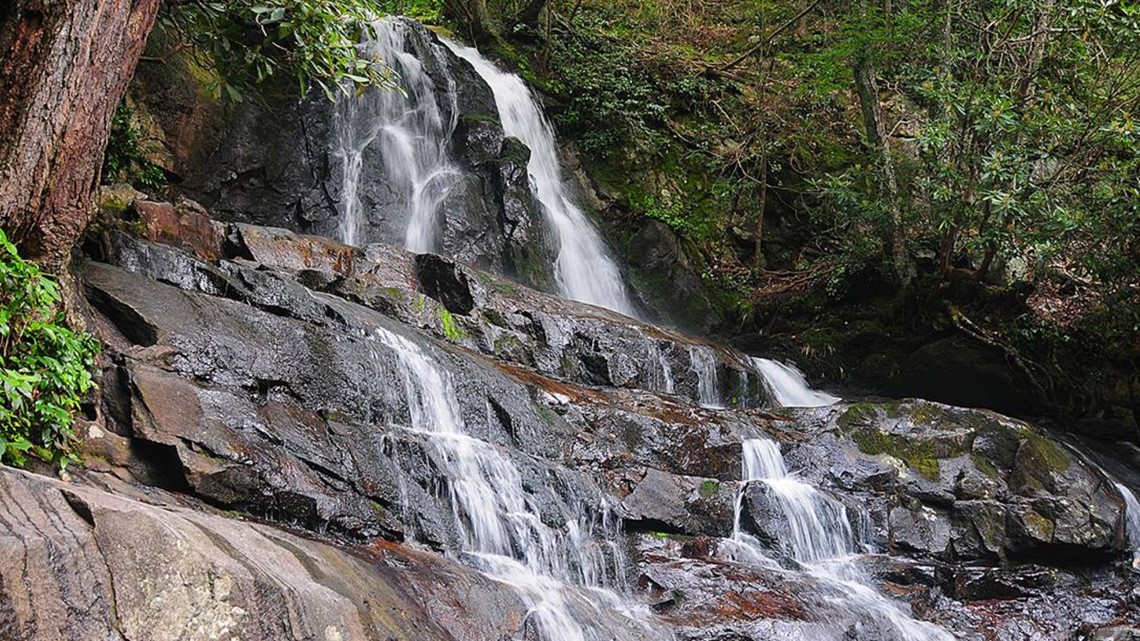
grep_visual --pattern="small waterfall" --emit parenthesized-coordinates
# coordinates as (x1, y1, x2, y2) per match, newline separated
(371, 327, 658, 640)
(688, 346, 722, 408)
(732, 439, 954, 640)
(332, 18, 462, 249)
(649, 342, 675, 394)
(741, 439, 854, 564)
(1116, 483, 1140, 570)
(446, 44, 637, 316)
(752, 357, 839, 408)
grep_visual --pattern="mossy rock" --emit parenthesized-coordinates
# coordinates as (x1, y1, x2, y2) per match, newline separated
(1009, 432, 1071, 496)
(851, 427, 942, 481)
(698, 479, 720, 498)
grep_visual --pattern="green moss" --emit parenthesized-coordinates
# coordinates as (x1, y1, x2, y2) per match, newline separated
(536, 405, 558, 426)
(482, 308, 507, 327)
(1009, 431, 1071, 494)
(439, 307, 465, 342)
(852, 427, 942, 481)
(1022, 432, 1070, 473)
(492, 334, 526, 358)
(837, 402, 879, 430)
(970, 452, 1001, 479)
(414, 294, 427, 313)
(491, 281, 518, 295)
(514, 247, 553, 291)
(698, 479, 720, 498)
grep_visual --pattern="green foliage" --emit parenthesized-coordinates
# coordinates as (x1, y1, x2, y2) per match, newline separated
(103, 102, 167, 188)
(631, 191, 709, 240)
(160, 0, 398, 101)
(0, 230, 99, 468)
(382, 0, 443, 22)
(546, 18, 668, 160)
(805, 1, 1140, 298)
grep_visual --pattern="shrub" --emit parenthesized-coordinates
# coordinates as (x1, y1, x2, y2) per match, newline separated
(103, 102, 167, 189)
(0, 229, 99, 468)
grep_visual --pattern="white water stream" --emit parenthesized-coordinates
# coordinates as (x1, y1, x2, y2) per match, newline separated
(332, 18, 462, 250)
(752, 357, 840, 408)
(732, 439, 955, 640)
(337, 18, 960, 639)
(372, 326, 657, 641)
(1116, 483, 1140, 570)
(446, 43, 637, 316)
(688, 345, 723, 408)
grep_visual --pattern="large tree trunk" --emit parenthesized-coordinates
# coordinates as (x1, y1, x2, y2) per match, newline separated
(0, 0, 160, 273)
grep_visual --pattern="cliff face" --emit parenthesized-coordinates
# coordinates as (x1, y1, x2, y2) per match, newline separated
(2, 198, 1134, 640)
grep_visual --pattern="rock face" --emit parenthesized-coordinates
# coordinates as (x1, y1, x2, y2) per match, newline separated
(785, 401, 1126, 563)
(0, 467, 536, 641)
(4, 202, 1139, 640)
(135, 18, 553, 290)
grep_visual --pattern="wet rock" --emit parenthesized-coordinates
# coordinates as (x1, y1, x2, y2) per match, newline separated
(623, 469, 735, 537)
(415, 253, 478, 314)
(0, 467, 538, 641)
(104, 224, 772, 409)
(948, 565, 1058, 600)
(69, 213, 1140, 641)
(889, 505, 953, 558)
(813, 400, 1127, 563)
(134, 198, 227, 261)
(626, 219, 719, 333)
(1091, 626, 1140, 641)
(454, 114, 505, 165)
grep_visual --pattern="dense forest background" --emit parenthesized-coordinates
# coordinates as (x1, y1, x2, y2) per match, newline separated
(408, 0, 1140, 436)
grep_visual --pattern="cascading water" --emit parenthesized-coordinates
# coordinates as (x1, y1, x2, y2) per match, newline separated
(688, 345, 723, 408)
(370, 326, 660, 641)
(649, 342, 676, 395)
(1116, 484, 1140, 570)
(752, 357, 840, 408)
(731, 438, 954, 640)
(446, 44, 637, 317)
(332, 18, 462, 250)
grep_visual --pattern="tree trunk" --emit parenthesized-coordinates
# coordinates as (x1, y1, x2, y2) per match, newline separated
(515, 0, 548, 29)
(854, 56, 916, 287)
(0, 0, 162, 272)
(443, 0, 497, 46)
(752, 144, 768, 270)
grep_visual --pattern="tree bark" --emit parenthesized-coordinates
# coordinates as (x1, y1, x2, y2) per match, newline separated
(515, 0, 548, 29)
(854, 56, 916, 287)
(0, 0, 161, 273)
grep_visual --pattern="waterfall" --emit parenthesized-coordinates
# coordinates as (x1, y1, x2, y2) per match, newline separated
(332, 18, 462, 250)
(649, 342, 675, 394)
(752, 357, 840, 408)
(370, 326, 658, 641)
(731, 439, 954, 640)
(445, 44, 637, 317)
(1116, 483, 1140, 570)
(688, 345, 722, 408)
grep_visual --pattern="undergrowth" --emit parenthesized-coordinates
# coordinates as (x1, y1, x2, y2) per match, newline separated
(0, 230, 99, 468)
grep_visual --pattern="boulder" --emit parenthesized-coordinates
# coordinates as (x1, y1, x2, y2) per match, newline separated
(0, 466, 545, 641)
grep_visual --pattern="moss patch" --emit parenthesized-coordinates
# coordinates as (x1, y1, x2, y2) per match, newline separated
(1009, 432, 1071, 494)
(852, 427, 942, 481)
(837, 402, 880, 430)
(698, 479, 720, 498)
(439, 307, 465, 341)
